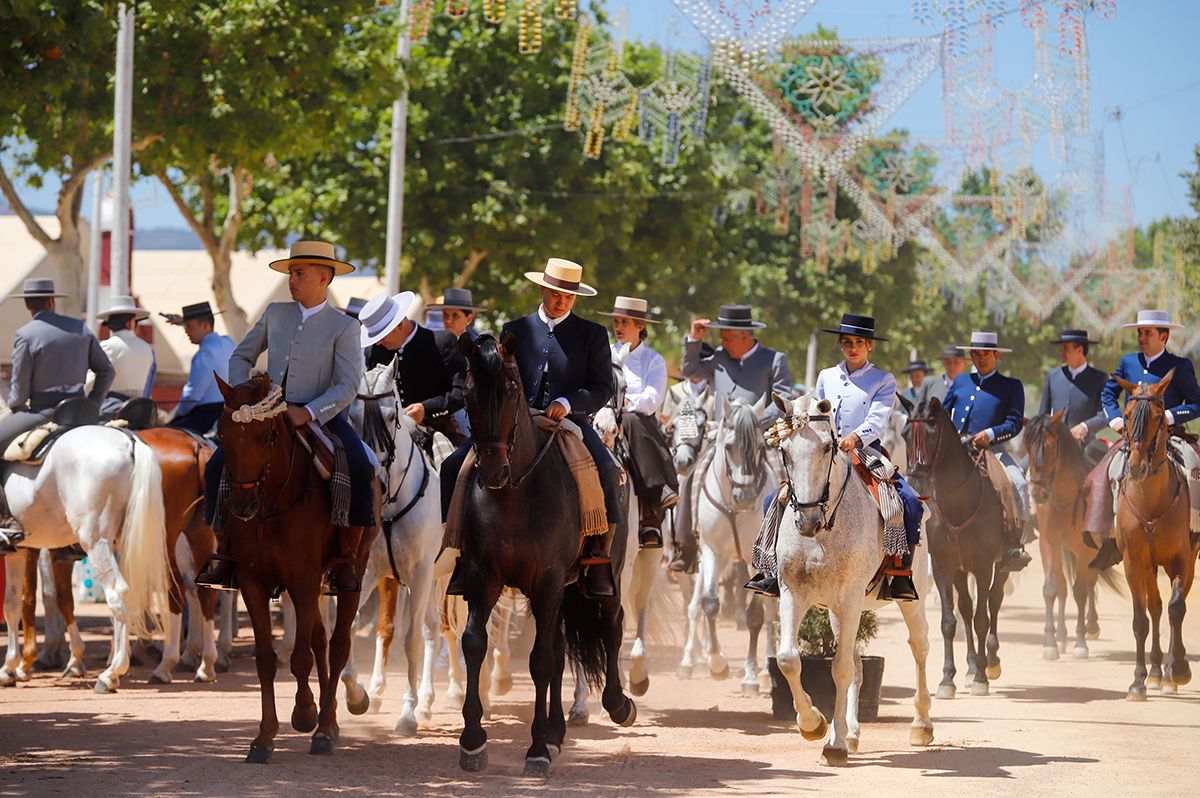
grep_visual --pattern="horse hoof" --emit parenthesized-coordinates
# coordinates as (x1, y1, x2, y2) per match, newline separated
(1127, 687, 1148, 702)
(821, 745, 849, 766)
(630, 676, 649, 697)
(309, 733, 334, 755)
(194, 669, 217, 684)
(1058, 641, 1067, 654)
(1042, 646, 1059, 661)
(936, 684, 956, 700)
(613, 699, 637, 728)
(709, 661, 730, 681)
(548, 743, 562, 762)
(292, 705, 318, 734)
(799, 711, 827, 742)
(1168, 664, 1192, 686)
(215, 657, 231, 674)
(148, 672, 170, 685)
(741, 682, 760, 697)
(459, 745, 488, 772)
(1072, 646, 1089, 660)
(493, 674, 513, 696)
(93, 678, 117, 694)
(985, 664, 1002, 680)
(969, 682, 989, 697)
(368, 697, 384, 715)
(0, 674, 14, 688)
(346, 691, 370, 716)
(394, 716, 419, 737)
(245, 744, 273, 764)
(846, 737, 859, 754)
(60, 665, 85, 679)
(1086, 629, 1101, 641)
(1145, 676, 1162, 691)
(567, 708, 590, 727)
(522, 757, 552, 778)
(1162, 681, 1179, 695)
(909, 726, 935, 747)
(676, 665, 694, 680)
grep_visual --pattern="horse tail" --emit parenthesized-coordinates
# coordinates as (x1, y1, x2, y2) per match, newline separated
(561, 585, 608, 692)
(1064, 549, 1125, 597)
(118, 434, 171, 637)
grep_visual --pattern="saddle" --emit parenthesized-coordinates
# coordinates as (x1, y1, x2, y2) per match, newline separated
(115, 397, 161, 431)
(294, 423, 337, 481)
(3, 398, 100, 464)
(976, 449, 1024, 540)
(850, 449, 909, 558)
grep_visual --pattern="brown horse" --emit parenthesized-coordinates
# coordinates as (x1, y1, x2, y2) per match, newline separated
(1112, 371, 1197, 700)
(214, 374, 377, 762)
(1023, 412, 1117, 661)
(455, 333, 633, 777)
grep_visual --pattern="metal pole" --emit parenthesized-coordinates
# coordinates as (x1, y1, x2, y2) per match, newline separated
(110, 2, 134, 297)
(383, 0, 412, 294)
(86, 170, 105, 333)
(804, 330, 818, 391)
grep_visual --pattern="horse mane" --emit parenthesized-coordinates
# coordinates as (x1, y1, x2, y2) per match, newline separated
(727, 399, 761, 456)
(468, 335, 507, 435)
(1026, 413, 1085, 474)
(1129, 395, 1158, 443)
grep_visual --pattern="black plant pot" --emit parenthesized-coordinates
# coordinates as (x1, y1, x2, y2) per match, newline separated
(768, 655, 885, 722)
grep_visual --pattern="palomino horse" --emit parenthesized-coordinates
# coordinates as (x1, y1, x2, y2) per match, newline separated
(341, 359, 443, 735)
(1023, 412, 1113, 661)
(214, 374, 377, 762)
(901, 395, 1010, 698)
(454, 333, 634, 777)
(1, 425, 169, 693)
(681, 395, 776, 695)
(1111, 372, 1196, 699)
(770, 394, 933, 765)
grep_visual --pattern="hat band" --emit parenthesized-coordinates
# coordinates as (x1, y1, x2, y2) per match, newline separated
(836, 324, 875, 336)
(542, 273, 581, 291)
(363, 301, 399, 335)
(613, 307, 647, 319)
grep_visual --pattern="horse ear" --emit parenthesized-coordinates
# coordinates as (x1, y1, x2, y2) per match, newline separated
(1051, 408, 1066, 425)
(752, 392, 769, 417)
(215, 373, 233, 403)
(897, 394, 914, 415)
(771, 391, 789, 414)
(1154, 368, 1176, 394)
(1115, 375, 1139, 395)
(816, 398, 832, 415)
(928, 396, 942, 414)
(500, 331, 518, 360)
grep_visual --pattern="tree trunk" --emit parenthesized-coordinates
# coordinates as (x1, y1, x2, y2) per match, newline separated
(211, 245, 248, 339)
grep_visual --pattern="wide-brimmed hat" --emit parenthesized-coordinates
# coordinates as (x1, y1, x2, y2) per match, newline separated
(160, 301, 224, 326)
(940, 344, 967, 360)
(97, 295, 150, 322)
(1049, 328, 1100, 345)
(268, 240, 355, 276)
(427, 287, 485, 313)
(359, 291, 416, 347)
(902, 360, 930, 374)
(11, 278, 68, 299)
(342, 297, 368, 319)
(524, 257, 597, 297)
(960, 331, 1011, 352)
(707, 304, 767, 330)
(1122, 309, 1184, 330)
(598, 295, 661, 323)
(822, 312, 886, 341)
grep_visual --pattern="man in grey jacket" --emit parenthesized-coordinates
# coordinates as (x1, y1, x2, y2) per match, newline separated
(0, 278, 114, 551)
(1039, 329, 1109, 466)
(196, 241, 373, 593)
(915, 344, 969, 407)
(670, 304, 792, 571)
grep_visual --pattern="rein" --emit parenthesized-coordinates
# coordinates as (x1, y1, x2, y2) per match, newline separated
(1118, 394, 1184, 536)
(907, 412, 986, 564)
(222, 396, 307, 524)
(774, 414, 853, 534)
(472, 365, 565, 491)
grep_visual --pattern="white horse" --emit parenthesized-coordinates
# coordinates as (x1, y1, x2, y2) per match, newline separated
(1, 426, 169, 692)
(341, 359, 443, 736)
(770, 393, 933, 765)
(680, 395, 777, 695)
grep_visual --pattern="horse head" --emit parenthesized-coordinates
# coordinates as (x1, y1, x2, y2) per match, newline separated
(1023, 409, 1073, 502)
(353, 359, 400, 458)
(1119, 369, 1174, 481)
(770, 392, 836, 535)
(670, 400, 707, 475)
(902, 396, 954, 491)
(461, 331, 526, 490)
(215, 373, 289, 521)
(593, 406, 620, 450)
(719, 396, 766, 509)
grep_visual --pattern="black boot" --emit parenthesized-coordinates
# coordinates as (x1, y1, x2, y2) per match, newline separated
(1088, 538, 1122, 571)
(326, 526, 364, 595)
(581, 528, 617, 598)
(637, 493, 664, 549)
(195, 532, 238, 591)
(743, 572, 780, 597)
(887, 553, 919, 602)
(997, 547, 1033, 574)
(446, 557, 470, 596)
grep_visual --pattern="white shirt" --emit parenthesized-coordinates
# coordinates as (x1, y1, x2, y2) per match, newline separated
(95, 329, 155, 397)
(298, 300, 328, 322)
(539, 305, 572, 413)
(1144, 349, 1164, 366)
(612, 341, 668, 415)
(1068, 361, 1089, 379)
(814, 360, 897, 447)
(738, 342, 760, 365)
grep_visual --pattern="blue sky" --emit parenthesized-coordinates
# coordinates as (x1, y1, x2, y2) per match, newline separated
(10, 0, 1199, 231)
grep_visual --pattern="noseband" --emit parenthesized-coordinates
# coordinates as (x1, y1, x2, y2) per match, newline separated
(769, 413, 851, 534)
(222, 387, 298, 522)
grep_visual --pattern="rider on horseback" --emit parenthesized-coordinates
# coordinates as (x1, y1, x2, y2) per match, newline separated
(942, 331, 1033, 574)
(598, 295, 679, 550)
(94, 295, 155, 418)
(1038, 329, 1109, 467)
(0, 278, 114, 553)
(163, 301, 235, 435)
(745, 313, 924, 600)
(674, 304, 792, 573)
(440, 258, 621, 598)
(1086, 310, 1200, 571)
(196, 241, 376, 593)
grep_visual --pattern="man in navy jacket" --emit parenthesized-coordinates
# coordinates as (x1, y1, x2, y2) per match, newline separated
(440, 258, 619, 597)
(941, 331, 1032, 573)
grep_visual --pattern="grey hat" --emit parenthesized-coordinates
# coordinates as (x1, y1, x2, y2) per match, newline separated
(707, 304, 767, 330)
(940, 344, 967, 360)
(11, 278, 68, 299)
(426, 287, 485, 313)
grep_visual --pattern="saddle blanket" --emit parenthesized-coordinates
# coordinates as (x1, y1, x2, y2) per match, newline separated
(851, 449, 909, 558)
(443, 413, 607, 551)
(4, 423, 59, 463)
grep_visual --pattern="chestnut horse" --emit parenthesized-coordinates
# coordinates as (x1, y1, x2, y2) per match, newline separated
(454, 333, 634, 777)
(214, 374, 377, 762)
(1112, 372, 1197, 700)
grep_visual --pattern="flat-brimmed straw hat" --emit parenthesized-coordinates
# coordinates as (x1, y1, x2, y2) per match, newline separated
(11, 278, 68, 299)
(359, 291, 416, 347)
(597, 295, 661, 323)
(524, 258, 597, 297)
(960, 331, 1011, 353)
(97, 295, 150, 322)
(822, 312, 887, 341)
(426, 287, 485, 313)
(1122, 309, 1184, 330)
(268, 240, 355, 276)
(707, 304, 767, 330)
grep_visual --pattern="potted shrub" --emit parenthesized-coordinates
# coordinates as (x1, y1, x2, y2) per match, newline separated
(768, 607, 885, 722)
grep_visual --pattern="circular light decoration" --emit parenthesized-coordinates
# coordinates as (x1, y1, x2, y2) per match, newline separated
(778, 54, 871, 130)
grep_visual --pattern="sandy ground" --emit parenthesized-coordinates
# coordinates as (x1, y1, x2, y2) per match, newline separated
(2, 551, 1199, 798)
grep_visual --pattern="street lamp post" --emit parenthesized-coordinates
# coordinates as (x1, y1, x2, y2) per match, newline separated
(110, 2, 135, 298)
(382, 0, 413, 294)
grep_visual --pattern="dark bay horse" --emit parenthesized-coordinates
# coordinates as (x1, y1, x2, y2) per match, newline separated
(901, 395, 1009, 698)
(1112, 372, 1197, 699)
(215, 374, 377, 762)
(1023, 412, 1115, 661)
(455, 333, 633, 777)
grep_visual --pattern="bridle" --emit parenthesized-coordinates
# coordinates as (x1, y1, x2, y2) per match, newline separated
(1122, 395, 1171, 479)
(906, 412, 945, 479)
(767, 412, 852, 534)
(222, 386, 302, 522)
(471, 363, 562, 490)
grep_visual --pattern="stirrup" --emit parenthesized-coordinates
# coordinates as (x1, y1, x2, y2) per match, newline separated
(0, 528, 25, 553)
(195, 555, 239, 591)
(325, 561, 362, 596)
(638, 526, 664, 549)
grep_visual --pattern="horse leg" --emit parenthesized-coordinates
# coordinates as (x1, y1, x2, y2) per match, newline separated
(151, 545, 189, 684)
(627, 547, 656, 696)
(1126, 570, 1150, 701)
(1040, 536, 1061, 661)
(523, 582, 564, 777)
(19, 549, 37, 680)
(444, 596, 468, 709)
(366, 578, 399, 713)
(416, 584, 440, 724)
(313, 587, 353, 755)
(985, 567, 1006, 681)
(1165, 571, 1192, 687)
(897, 596, 934, 746)
(599, 591, 635, 728)
(459, 585, 498, 772)
(1, 554, 28, 686)
(194, 585, 219, 683)
(1054, 552, 1068, 654)
(828, 611, 862, 755)
(275, 592, 297, 667)
(966, 569, 990, 695)
(955, 571, 978, 680)
(700, 547, 728, 679)
(88, 538, 134, 693)
(396, 562, 435, 736)
(933, 567, 957, 699)
(741, 593, 765, 696)
(36, 550, 67, 671)
(760, 598, 778, 693)
(241, 580, 280, 763)
(1146, 576, 1164, 692)
(339, 564, 379, 718)
(776, 581, 826, 742)
(216, 591, 235, 672)
(568, 659, 591, 727)
(822, 599, 864, 766)
(1071, 558, 1093, 659)
(55, 559, 85, 679)
(489, 599, 514, 696)
(678, 567, 703, 679)
(548, 619, 567, 758)
(286, 585, 320, 735)
(1086, 583, 1101, 640)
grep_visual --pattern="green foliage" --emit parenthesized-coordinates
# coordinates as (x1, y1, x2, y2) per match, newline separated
(797, 607, 878, 658)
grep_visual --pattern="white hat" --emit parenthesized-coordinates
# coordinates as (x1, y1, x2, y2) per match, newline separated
(359, 291, 416, 347)
(97, 295, 150, 322)
(597, 295, 661, 323)
(268, 240, 355, 276)
(959, 331, 1012, 353)
(524, 257, 597, 297)
(1122, 309, 1184, 330)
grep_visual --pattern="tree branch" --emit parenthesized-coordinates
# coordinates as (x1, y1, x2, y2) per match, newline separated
(456, 248, 488, 288)
(156, 169, 220, 252)
(0, 161, 55, 249)
(217, 166, 246, 258)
